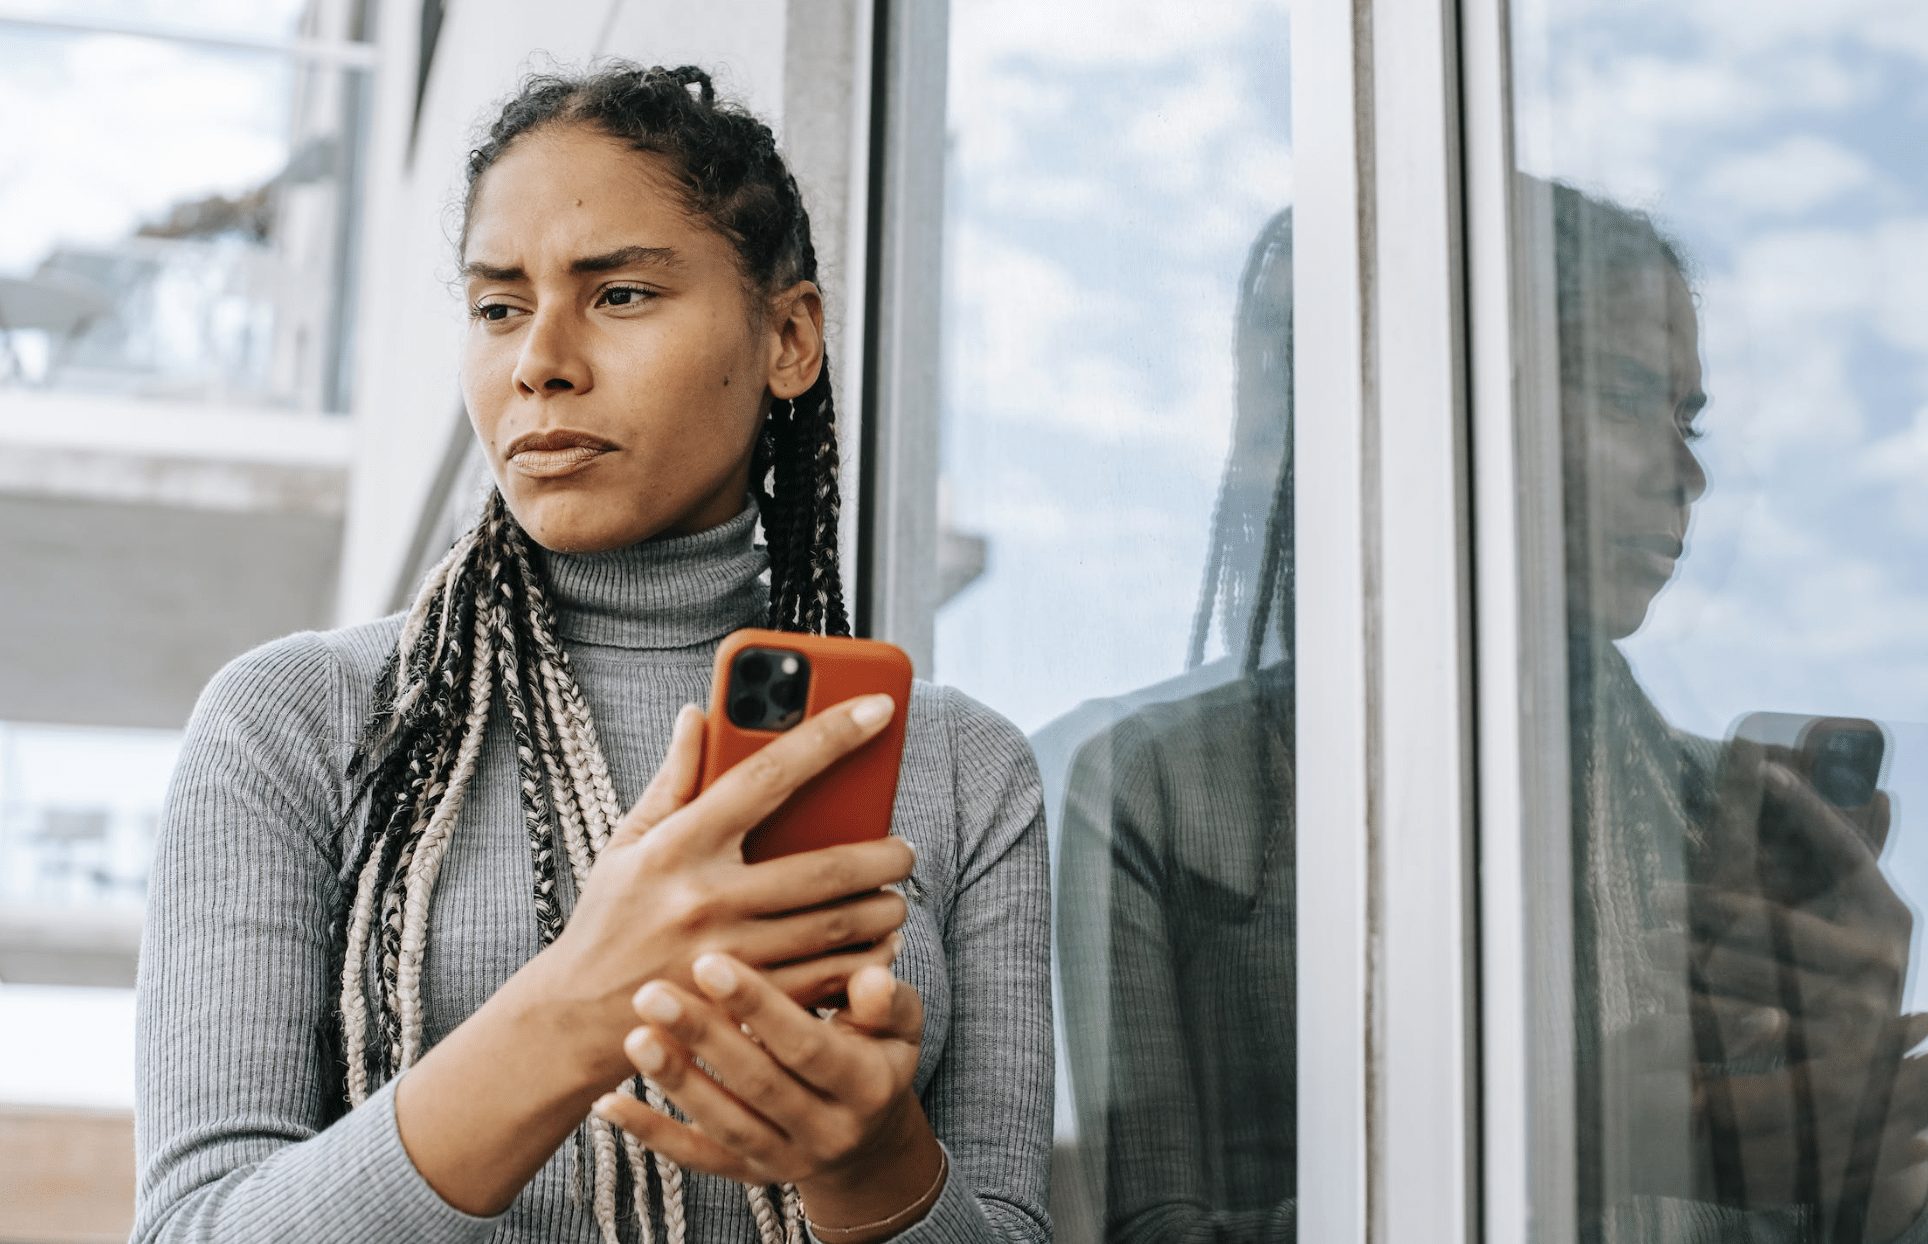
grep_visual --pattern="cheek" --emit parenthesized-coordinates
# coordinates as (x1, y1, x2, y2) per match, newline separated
(460, 338, 512, 445)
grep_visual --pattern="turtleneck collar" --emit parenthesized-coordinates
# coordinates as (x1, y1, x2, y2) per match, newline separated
(534, 498, 768, 650)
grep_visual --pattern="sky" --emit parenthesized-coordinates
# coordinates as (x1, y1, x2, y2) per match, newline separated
(930, 0, 1294, 732)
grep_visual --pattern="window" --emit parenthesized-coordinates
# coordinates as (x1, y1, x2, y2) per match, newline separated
(902, 2, 1297, 1238)
(0, 3, 374, 412)
(1506, 0, 1928, 1235)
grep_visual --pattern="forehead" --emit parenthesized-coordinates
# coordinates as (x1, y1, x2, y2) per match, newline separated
(463, 124, 726, 269)
(1589, 263, 1700, 377)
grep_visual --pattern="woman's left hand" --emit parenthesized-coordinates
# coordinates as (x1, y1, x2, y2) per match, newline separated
(592, 948, 933, 1191)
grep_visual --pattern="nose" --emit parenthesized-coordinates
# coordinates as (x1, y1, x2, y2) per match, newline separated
(511, 310, 592, 397)
(1674, 431, 1707, 504)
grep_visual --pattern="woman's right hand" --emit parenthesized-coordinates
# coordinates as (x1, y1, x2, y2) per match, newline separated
(533, 694, 915, 1088)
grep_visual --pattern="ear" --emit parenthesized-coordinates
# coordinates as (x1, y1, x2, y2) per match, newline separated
(765, 280, 824, 401)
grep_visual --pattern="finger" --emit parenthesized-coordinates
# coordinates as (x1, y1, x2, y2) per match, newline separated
(610, 704, 706, 846)
(1862, 789, 1893, 855)
(842, 964, 923, 1042)
(1687, 995, 1789, 1062)
(635, 974, 826, 1127)
(731, 889, 909, 968)
(734, 837, 916, 917)
(1650, 930, 1870, 1016)
(1721, 1054, 1928, 1142)
(592, 1089, 761, 1182)
(622, 996, 800, 1164)
(655, 694, 896, 855)
(1682, 885, 1892, 977)
(764, 933, 903, 1008)
(1761, 761, 1882, 879)
(689, 952, 866, 1096)
(1703, 737, 1771, 887)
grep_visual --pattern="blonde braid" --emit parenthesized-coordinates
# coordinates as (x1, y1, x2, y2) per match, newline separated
(589, 1113, 625, 1244)
(748, 1184, 785, 1244)
(395, 601, 496, 1065)
(782, 1183, 805, 1243)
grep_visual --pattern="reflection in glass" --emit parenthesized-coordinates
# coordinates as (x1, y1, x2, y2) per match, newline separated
(1513, 6, 1928, 1232)
(927, 3, 1295, 1240)
(1056, 209, 1294, 1243)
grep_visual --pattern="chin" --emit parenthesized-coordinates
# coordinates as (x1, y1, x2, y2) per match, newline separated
(1593, 591, 1661, 642)
(502, 486, 663, 554)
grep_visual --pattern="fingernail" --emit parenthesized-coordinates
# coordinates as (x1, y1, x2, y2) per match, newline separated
(887, 932, 905, 961)
(1744, 1008, 1784, 1042)
(1763, 762, 1797, 791)
(626, 1028, 668, 1074)
(592, 1093, 622, 1118)
(694, 953, 737, 995)
(635, 984, 681, 1024)
(852, 694, 895, 729)
(677, 703, 701, 733)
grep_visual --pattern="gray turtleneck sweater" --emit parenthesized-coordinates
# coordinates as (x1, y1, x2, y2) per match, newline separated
(130, 504, 1053, 1243)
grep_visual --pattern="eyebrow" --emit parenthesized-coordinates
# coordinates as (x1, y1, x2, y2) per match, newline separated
(461, 245, 683, 283)
(1603, 354, 1668, 392)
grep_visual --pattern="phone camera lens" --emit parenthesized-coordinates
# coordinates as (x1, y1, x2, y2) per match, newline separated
(769, 677, 807, 712)
(737, 653, 772, 684)
(728, 694, 765, 728)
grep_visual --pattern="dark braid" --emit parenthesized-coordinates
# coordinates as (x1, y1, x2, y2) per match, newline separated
(1184, 208, 1295, 922)
(336, 62, 848, 1244)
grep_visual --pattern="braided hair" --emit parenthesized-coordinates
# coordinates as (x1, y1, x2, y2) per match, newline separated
(1185, 208, 1294, 921)
(337, 62, 848, 1244)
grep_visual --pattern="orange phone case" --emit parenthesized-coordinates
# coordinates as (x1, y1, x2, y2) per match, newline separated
(699, 628, 914, 863)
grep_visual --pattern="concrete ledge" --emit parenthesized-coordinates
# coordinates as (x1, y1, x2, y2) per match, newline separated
(0, 906, 141, 988)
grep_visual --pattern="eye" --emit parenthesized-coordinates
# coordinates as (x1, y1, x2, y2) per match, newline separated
(468, 301, 519, 324)
(598, 285, 657, 308)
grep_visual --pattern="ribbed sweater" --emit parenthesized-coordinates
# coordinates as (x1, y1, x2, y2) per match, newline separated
(130, 502, 1054, 1243)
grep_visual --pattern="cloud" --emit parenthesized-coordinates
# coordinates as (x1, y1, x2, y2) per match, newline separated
(947, 0, 1286, 76)
(1698, 135, 1882, 217)
(944, 221, 1245, 475)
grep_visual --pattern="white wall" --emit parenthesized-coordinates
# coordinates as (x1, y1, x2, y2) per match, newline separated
(333, 0, 869, 624)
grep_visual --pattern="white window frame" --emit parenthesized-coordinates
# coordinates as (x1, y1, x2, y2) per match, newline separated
(1463, 0, 1581, 1237)
(860, 0, 1539, 1238)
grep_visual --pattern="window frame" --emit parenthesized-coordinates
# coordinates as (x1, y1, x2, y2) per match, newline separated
(858, 0, 1506, 1239)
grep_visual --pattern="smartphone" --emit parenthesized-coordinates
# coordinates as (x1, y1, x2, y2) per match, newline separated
(698, 628, 914, 863)
(1797, 716, 1887, 810)
(1728, 711, 1889, 810)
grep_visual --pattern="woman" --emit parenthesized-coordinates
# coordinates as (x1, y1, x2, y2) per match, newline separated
(132, 63, 1052, 1244)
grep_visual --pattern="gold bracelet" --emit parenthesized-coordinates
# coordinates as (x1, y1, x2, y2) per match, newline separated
(803, 1149, 949, 1242)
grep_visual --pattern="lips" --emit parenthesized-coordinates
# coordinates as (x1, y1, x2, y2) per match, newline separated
(1612, 533, 1685, 580)
(505, 429, 616, 479)
(1615, 534, 1684, 559)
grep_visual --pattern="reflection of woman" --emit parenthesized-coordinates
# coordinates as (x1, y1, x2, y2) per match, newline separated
(1056, 208, 1297, 1244)
(132, 65, 1051, 1244)
(1056, 181, 1928, 1244)
(1551, 183, 1928, 1244)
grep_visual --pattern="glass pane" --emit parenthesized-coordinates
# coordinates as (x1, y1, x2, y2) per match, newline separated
(0, 26, 368, 411)
(0, 0, 349, 44)
(930, 2, 1296, 1239)
(1511, 0, 1928, 1236)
